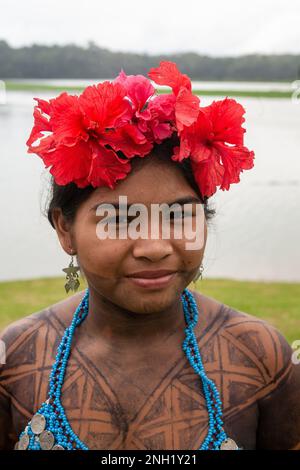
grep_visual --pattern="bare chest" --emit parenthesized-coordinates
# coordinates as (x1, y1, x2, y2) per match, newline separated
(60, 352, 213, 450)
(11, 346, 258, 450)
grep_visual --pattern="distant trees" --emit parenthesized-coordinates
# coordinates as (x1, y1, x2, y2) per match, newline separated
(0, 40, 299, 80)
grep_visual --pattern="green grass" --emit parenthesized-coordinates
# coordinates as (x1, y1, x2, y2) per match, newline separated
(195, 278, 300, 343)
(5, 81, 292, 99)
(159, 89, 292, 99)
(0, 276, 85, 331)
(6, 82, 85, 93)
(0, 277, 299, 343)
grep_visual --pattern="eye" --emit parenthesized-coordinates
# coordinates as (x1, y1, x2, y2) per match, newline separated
(172, 212, 183, 220)
(117, 215, 129, 224)
(170, 211, 193, 220)
(106, 215, 129, 224)
(109, 214, 141, 225)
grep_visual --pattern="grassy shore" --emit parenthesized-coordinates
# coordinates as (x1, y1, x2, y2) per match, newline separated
(5, 81, 293, 99)
(0, 277, 299, 342)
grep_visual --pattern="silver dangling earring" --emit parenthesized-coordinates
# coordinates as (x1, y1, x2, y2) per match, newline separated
(62, 249, 81, 293)
(193, 263, 204, 284)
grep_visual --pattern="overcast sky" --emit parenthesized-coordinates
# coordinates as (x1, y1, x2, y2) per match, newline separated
(1, 0, 299, 56)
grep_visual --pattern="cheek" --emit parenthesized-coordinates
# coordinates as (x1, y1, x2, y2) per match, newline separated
(74, 220, 130, 278)
(173, 217, 207, 267)
(179, 241, 205, 270)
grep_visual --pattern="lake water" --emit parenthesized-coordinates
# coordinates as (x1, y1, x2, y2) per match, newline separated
(0, 83, 299, 282)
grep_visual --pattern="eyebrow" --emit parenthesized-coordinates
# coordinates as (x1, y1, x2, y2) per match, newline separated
(90, 196, 202, 212)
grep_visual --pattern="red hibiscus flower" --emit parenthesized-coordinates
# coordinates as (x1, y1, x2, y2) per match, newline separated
(27, 82, 145, 188)
(172, 97, 255, 197)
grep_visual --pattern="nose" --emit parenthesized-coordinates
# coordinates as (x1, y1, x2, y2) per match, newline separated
(132, 238, 174, 262)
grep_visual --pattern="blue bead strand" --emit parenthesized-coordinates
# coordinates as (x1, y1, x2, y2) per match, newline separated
(180, 289, 228, 450)
(26, 289, 90, 450)
(47, 289, 90, 450)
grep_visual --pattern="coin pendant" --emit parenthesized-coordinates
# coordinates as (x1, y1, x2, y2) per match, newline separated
(52, 444, 65, 450)
(31, 413, 46, 435)
(39, 430, 55, 450)
(220, 437, 239, 450)
(18, 433, 30, 450)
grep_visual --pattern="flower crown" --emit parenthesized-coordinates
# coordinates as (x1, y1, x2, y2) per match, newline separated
(26, 61, 255, 198)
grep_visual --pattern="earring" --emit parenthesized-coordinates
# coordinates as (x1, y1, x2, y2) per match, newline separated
(193, 264, 204, 284)
(62, 250, 81, 293)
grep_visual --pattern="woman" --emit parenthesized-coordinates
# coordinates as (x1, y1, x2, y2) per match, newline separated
(0, 62, 299, 451)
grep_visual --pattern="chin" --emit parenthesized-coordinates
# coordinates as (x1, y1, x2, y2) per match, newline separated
(120, 289, 179, 314)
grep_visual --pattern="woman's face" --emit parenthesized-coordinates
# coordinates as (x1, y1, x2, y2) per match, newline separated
(54, 155, 207, 314)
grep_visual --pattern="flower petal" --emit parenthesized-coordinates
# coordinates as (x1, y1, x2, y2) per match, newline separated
(101, 124, 153, 158)
(49, 92, 88, 147)
(44, 140, 92, 186)
(202, 98, 246, 145)
(214, 142, 255, 190)
(191, 150, 225, 198)
(26, 98, 52, 149)
(172, 110, 212, 162)
(147, 94, 176, 120)
(151, 122, 173, 142)
(114, 71, 155, 112)
(87, 143, 132, 188)
(79, 81, 132, 131)
(175, 87, 200, 132)
(148, 61, 192, 95)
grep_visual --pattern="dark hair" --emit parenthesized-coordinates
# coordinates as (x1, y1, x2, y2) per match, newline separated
(45, 135, 216, 228)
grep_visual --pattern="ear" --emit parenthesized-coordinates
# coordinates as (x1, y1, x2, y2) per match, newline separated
(51, 208, 76, 255)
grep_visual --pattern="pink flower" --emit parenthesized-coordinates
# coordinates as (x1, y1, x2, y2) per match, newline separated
(114, 70, 175, 144)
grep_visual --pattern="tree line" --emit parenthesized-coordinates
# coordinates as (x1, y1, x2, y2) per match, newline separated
(0, 40, 299, 81)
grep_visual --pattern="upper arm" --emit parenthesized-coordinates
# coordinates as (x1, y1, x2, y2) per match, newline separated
(222, 308, 300, 449)
(256, 326, 300, 449)
(0, 378, 15, 450)
(0, 325, 19, 449)
(0, 305, 71, 450)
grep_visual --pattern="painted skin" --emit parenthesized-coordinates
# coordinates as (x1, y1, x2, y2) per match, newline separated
(0, 289, 299, 450)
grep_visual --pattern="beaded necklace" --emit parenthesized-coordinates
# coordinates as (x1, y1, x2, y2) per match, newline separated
(15, 288, 239, 451)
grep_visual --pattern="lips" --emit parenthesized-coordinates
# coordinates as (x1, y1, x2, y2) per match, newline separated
(126, 269, 177, 279)
(125, 269, 178, 289)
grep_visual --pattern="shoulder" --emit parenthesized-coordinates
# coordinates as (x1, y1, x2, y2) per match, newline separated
(190, 288, 293, 391)
(0, 290, 86, 373)
(0, 290, 85, 449)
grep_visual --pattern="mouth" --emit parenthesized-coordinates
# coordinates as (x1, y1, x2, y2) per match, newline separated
(125, 270, 178, 289)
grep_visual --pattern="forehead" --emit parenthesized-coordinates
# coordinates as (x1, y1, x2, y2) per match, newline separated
(89, 157, 199, 208)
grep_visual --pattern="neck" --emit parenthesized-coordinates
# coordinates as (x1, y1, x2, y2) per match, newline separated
(83, 287, 187, 348)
